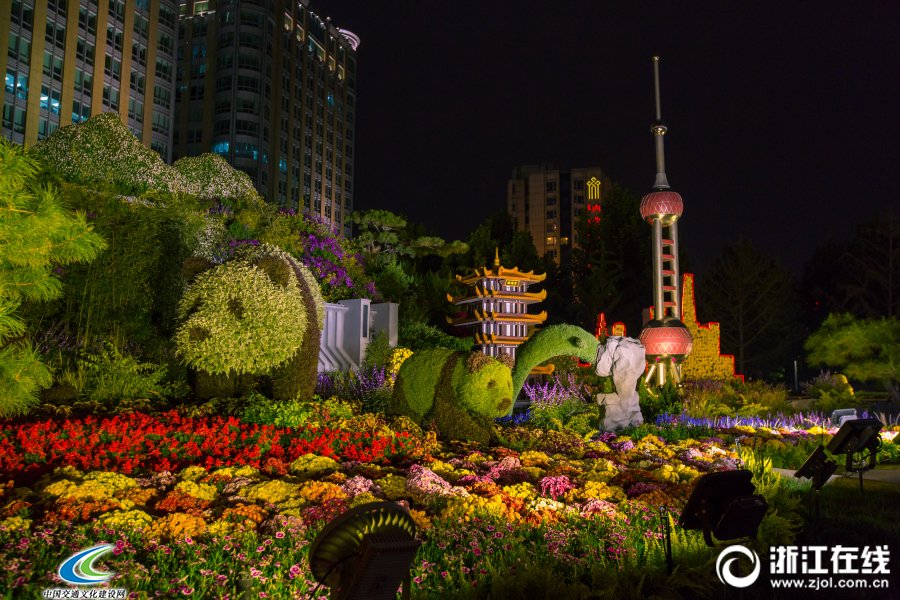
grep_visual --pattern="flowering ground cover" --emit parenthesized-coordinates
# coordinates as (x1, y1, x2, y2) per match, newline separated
(0, 409, 896, 598)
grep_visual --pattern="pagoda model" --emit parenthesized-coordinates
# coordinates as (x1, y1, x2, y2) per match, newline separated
(447, 249, 548, 362)
(639, 56, 693, 386)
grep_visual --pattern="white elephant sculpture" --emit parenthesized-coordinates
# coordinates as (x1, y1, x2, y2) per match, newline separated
(595, 336, 646, 430)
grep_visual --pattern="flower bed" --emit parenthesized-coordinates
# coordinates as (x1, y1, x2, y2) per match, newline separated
(0, 418, 772, 598)
(0, 411, 420, 482)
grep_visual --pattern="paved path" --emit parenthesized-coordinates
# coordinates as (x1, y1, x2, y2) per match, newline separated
(772, 466, 900, 486)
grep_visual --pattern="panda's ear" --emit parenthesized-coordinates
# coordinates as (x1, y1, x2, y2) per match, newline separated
(495, 353, 514, 370)
(465, 352, 492, 373)
(182, 256, 214, 283)
(255, 255, 293, 288)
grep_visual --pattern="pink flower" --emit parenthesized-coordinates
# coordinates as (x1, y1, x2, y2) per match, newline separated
(275, 531, 285, 539)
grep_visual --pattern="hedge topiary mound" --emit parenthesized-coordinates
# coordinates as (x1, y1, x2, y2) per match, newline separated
(172, 154, 258, 202)
(175, 244, 323, 401)
(31, 113, 190, 194)
(32, 113, 261, 203)
(390, 349, 514, 444)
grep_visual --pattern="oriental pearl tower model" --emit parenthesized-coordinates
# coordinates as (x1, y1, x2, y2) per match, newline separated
(639, 57, 693, 386)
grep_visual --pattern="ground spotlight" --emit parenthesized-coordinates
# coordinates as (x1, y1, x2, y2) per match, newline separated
(794, 444, 837, 491)
(308, 502, 420, 600)
(678, 469, 768, 546)
(826, 418, 882, 493)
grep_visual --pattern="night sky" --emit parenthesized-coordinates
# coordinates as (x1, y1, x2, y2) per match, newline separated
(320, 1, 900, 273)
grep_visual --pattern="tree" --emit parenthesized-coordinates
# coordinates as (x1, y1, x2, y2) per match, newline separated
(803, 211, 900, 323)
(698, 238, 801, 378)
(0, 140, 106, 416)
(805, 313, 899, 401)
(570, 184, 650, 333)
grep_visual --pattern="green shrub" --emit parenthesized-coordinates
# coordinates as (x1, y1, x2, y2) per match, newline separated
(398, 320, 473, 353)
(0, 139, 106, 418)
(171, 154, 258, 201)
(62, 343, 187, 406)
(30, 113, 190, 195)
(681, 379, 792, 418)
(362, 331, 393, 369)
(639, 380, 684, 421)
(22, 183, 204, 352)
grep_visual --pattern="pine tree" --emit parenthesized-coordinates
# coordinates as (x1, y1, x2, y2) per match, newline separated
(0, 139, 106, 417)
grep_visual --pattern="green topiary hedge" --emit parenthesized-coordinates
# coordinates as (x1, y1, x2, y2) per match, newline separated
(390, 349, 514, 444)
(175, 244, 323, 401)
(172, 154, 258, 202)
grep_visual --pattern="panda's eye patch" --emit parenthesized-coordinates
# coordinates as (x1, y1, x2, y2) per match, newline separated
(228, 298, 245, 320)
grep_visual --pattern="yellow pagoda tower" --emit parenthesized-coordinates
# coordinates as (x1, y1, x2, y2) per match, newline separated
(447, 249, 548, 361)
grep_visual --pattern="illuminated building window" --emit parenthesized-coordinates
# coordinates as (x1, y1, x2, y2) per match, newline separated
(546, 236, 557, 247)
(560, 237, 569, 245)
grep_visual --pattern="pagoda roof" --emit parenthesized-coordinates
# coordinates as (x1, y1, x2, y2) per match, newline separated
(455, 247, 546, 285)
(447, 288, 547, 305)
(456, 265, 546, 285)
(446, 310, 547, 327)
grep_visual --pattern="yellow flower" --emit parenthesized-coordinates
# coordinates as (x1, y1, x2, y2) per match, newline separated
(298, 481, 347, 504)
(97, 509, 153, 532)
(289, 454, 340, 479)
(427, 460, 469, 483)
(376, 475, 408, 501)
(175, 480, 217, 502)
(82, 472, 139, 491)
(146, 513, 207, 540)
(244, 480, 301, 505)
(0, 516, 31, 531)
(567, 481, 625, 503)
(42, 480, 77, 498)
(179, 466, 208, 482)
(519, 451, 551, 468)
(388, 348, 414, 384)
(409, 508, 431, 531)
(349, 492, 379, 508)
(502, 482, 537, 502)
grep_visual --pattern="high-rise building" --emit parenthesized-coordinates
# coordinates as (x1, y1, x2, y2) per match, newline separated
(507, 164, 610, 265)
(173, 0, 358, 236)
(2, 0, 179, 160)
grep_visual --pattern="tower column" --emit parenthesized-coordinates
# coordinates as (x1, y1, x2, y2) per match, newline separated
(638, 56, 693, 387)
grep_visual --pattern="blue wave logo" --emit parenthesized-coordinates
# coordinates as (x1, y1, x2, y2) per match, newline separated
(58, 544, 115, 585)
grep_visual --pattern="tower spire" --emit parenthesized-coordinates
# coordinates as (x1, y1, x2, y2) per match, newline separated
(651, 56, 670, 190)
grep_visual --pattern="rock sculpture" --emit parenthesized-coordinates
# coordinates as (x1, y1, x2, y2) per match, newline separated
(595, 336, 646, 430)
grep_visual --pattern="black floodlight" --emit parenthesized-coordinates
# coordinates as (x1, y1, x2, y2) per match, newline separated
(679, 469, 768, 546)
(794, 444, 837, 490)
(830, 408, 858, 427)
(826, 418, 882, 489)
(309, 502, 420, 600)
(826, 418, 882, 457)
